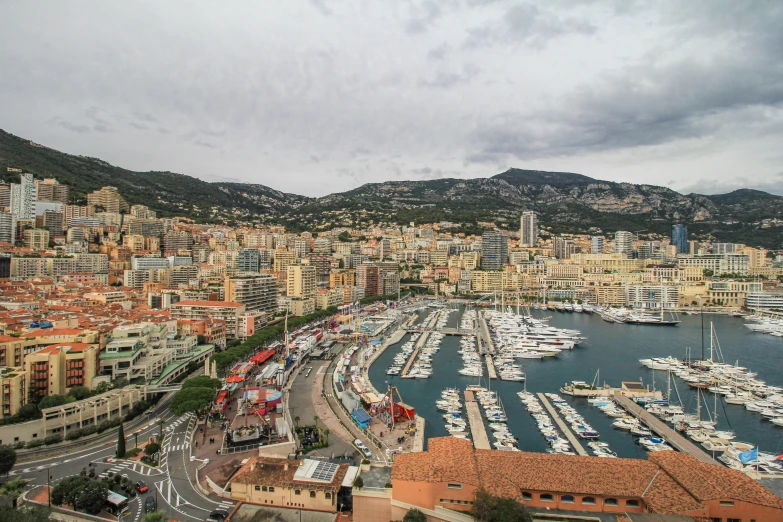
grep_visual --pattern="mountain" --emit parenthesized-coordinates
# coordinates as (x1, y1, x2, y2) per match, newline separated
(0, 130, 309, 222)
(1, 129, 782, 247)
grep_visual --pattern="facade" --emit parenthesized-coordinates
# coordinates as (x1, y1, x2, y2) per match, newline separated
(25, 343, 99, 400)
(0, 211, 15, 244)
(23, 228, 49, 250)
(706, 281, 763, 308)
(670, 224, 687, 254)
(225, 273, 278, 315)
(480, 230, 507, 270)
(625, 285, 679, 309)
(520, 211, 537, 247)
(237, 248, 261, 272)
(86, 186, 129, 213)
(590, 235, 604, 254)
(287, 264, 316, 298)
(0, 366, 26, 419)
(10, 173, 37, 220)
(170, 300, 247, 338)
(614, 231, 633, 257)
(746, 291, 783, 311)
(36, 178, 70, 203)
(357, 264, 382, 297)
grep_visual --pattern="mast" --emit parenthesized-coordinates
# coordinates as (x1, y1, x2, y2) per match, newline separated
(700, 305, 705, 361)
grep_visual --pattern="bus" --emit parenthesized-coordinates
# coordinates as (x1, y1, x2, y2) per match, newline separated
(105, 491, 129, 515)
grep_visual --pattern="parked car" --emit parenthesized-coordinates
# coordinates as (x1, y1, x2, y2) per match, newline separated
(135, 481, 149, 493)
(207, 509, 230, 522)
(144, 496, 156, 513)
(354, 439, 373, 457)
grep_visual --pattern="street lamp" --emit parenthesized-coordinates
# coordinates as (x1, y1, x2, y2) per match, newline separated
(40, 467, 51, 508)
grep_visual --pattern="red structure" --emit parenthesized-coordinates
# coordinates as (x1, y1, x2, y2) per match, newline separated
(250, 349, 275, 365)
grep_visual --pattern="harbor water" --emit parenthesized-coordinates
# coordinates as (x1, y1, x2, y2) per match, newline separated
(368, 305, 783, 459)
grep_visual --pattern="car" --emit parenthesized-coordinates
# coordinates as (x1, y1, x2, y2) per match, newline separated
(135, 481, 149, 493)
(144, 496, 156, 513)
(207, 509, 230, 522)
(354, 439, 373, 457)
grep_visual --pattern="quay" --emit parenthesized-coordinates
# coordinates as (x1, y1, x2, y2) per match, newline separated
(478, 311, 495, 354)
(412, 416, 425, 452)
(537, 393, 588, 456)
(401, 330, 431, 377)
(613, 393, 716, 464)
(485, 354, 497, 380)
(464, 391, 491, 450)
(440, 328, 478, 336)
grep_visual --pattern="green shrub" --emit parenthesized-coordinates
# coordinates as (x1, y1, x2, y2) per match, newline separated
(44, 435, 62, 445)
(12, 441, 25, 450)
(66, 429, 83, 441)
(25, 440, 44, 448)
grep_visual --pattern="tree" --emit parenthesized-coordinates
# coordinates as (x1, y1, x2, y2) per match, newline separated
(313, 415, 319, 428)
(0, 477, 27, 498)
(323, 428, 330, 444)
(51, 475, 89, 507)
(472, 488, 532, 522)
(0, 445, 16, 475)
(0, 506, 52, 522)
(353, 476, 364, 489)
(169, 388, 215, 416)
(37, 394, 71, 410)
(144, 443, 161, 456)
(93, 381, 111, 395)
(403, 509, 427, 522)
(143, 510, 167, 522)
(68, 386, 92, 401)
(180, 376, 221, 390)
(76, 480, 108, 515)
(16, 403, 41, 421)
(116, 423, 126, 458)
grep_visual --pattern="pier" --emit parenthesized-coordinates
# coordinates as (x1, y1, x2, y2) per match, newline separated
(401, 331, 431, 377)
(478, 312, 495, 354)
(613, 393, 716, 464)
(485, 354, 497, 380)
(537, 393, 588, 456)
(412, 416, 425, 452)
(464, 391, 491, 450)
(440, 328, 478, 336)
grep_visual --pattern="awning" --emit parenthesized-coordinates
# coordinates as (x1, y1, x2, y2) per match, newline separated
(341, 466, 360, 487)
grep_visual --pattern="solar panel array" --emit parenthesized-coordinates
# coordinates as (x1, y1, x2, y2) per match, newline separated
(311, 461, 339, 482)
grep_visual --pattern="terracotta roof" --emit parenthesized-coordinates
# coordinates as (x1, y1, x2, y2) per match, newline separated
(24, 328, 87, 337)
(649, 451, 783, 510)
(0, 335, 21, 343)
(391, 438, 479, 486)
(173, 300, 243, 308)
(232, 456, 348, 492)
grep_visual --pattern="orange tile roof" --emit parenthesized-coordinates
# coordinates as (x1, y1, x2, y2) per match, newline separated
(649, 451, 783, 510)
(24, 328, 86, 337)
(0, 335, 20, 343)
(173, 300, 243, 308)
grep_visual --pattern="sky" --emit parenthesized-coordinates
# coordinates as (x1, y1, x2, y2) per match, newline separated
(1, 1, 782, 197)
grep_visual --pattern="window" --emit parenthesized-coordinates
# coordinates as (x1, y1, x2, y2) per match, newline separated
(626, 499, 640, 508)
(521, 492, 532, 500)
(295, 490, 301, 496)
(604, 498, 618, 506)
(720, 501, 735, 507)
(539, 494, 553, 502)
(560, 495, 574, 503)
(447, 483, 462, 489)
(254, 486, 260, 491)
(727, 519, 741, 522)
(269, 487, 275, 493)
(325, 493, 331, 499)
(310, 491, 316, 498)
(261, 486, 267, 492)
(582, 497, 596, 505)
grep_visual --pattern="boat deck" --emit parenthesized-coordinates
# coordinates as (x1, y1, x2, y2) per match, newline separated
(464, 391, 491, 450)
(537, 392, 588, 456)
(613, 393, 717, 464)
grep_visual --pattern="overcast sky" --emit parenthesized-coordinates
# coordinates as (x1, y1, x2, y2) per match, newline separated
(1, 1, 782, 197)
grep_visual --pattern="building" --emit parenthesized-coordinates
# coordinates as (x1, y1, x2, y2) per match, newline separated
(170, 300, 247, 338)
(359, 437, 783, 522)
(86, 186, 128, 214)
(746, 291, 783, 311)
(35, 178, 70, 203)
(0, 335, 25, 370)
(670, 224, 687, 254)
(25, 343, 99, 401)
(615, 231, 633, 257)
(287, 265, 316, 298)
(0, 212, 15, 244)
(625, 285, 679, 309)
(225, 273, 278, 315)
(705, 280, 762, 308)
(131, 256, 169, 270)
(381, 270, 400, 296)
(357, 264, 382, 297)
(520, 211, 537, 247)
(237, 248, 261, 272)
(553, 237, 575, 259)
(480, 230, 507, 270)
(23, 228, 50, 250)
(0, 366, 26, 419)
(43, 209, 64, 237)
(713, 243, 737, 255)
(10, 173, 37, 220)
(229, 457, 353, 513)
(590, 235, 604, 254)
(677, 254, 750, 276)
(0, 255, 10, 279)
(162, 230, 193, 253)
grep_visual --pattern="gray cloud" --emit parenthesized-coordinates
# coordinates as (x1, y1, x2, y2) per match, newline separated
(0, 1, 781, 197)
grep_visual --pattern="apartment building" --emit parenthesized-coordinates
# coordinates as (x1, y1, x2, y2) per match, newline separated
(471, 270, 502, 293)
(86, 186, 128, 214)
(25, 343, 99, 401)
(0, 366, 26, 419)
(0, 335, 25, 367)
(705, 280, 763, 307)
(287, 265, 316, 298)
(23, 228, 49, 250)
(225, 273, 278, 315)
(170, 300, 247, 338)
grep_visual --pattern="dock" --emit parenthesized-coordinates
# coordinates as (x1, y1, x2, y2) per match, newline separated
(478, 312, 495, 354)
(401, 331, 430, 377)
(412, 416, 425, 452)
(537, 393, 588, 456)
(485, 354, 497, 380)
(464, 391, 491, 450)
(613, 393, 716, 464)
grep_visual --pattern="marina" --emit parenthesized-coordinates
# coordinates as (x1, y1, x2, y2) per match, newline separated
(464, 391, 491, 450)
(368, 302, 783, 473)
(538, 392, 588, 456)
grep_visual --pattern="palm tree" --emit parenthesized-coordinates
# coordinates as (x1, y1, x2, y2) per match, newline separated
(323, 428, 330, 444)
(313, 415, 320, 428)
(294, 416, 300, 428)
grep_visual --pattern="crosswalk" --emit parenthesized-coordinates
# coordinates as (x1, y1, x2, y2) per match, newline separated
(163, 414, 192, 434)
(98, 461, 129, 479)
(155, 478, 190, 507)
(129, 461, 164, 476)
